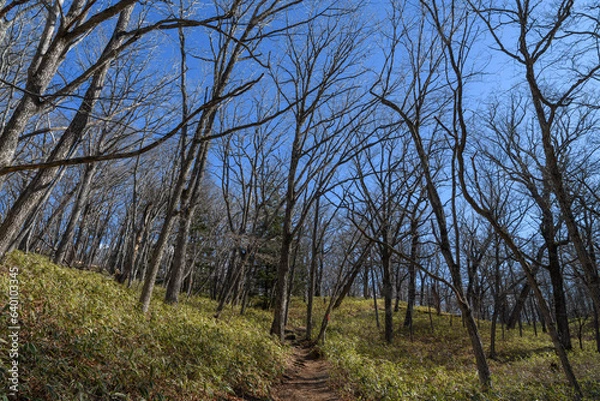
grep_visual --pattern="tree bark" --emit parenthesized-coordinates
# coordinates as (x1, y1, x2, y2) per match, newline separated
(165, 143, 209, 304)
(507, 280, 531, 330)
(270, 229, 293, 340)
(382, 245, 394, 343)
(306, 198, 320, 341)
(404, 218, 419, 328)
(54, 164, 96, 265)
(0, 0, 65, 171)
(0, 5, 134, 259)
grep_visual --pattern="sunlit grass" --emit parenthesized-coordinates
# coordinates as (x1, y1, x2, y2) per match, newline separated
(2, 251, 599, 400)
(0, 251, 287, 400)
(319, 296, 600, 400)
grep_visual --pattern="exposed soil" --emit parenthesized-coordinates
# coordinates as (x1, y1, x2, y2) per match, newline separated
(269, 329, 342, 401)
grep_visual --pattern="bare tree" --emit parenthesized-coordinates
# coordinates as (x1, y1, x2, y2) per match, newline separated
(347, 132, 422, 343)
(140, 0, 305, 312)
(479, 95, 577, 349)
(211, 104, 287, 317)
(416, 0, 593, 396)
(0, 4, 137, 257)
(268, 2, 371, 340)
(471, 0, 600, 342)
(373, 0, 493, 389)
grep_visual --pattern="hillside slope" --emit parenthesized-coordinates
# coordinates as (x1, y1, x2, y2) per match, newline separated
(0, 252, 287, 400)
(3, 251, 600, 400)
(316, 299, 600, 400)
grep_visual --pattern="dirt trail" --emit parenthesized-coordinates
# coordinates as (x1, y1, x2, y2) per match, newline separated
(270, 331, 341, 401)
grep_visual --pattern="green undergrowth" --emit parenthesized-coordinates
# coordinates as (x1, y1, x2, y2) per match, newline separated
(317, 297, 600, 401)
(0, 251, 287, 401)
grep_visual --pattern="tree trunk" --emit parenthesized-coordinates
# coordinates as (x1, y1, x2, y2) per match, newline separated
(537, 186, 572, 350)
(15, 167, 71, 253)
(139, 197, 181, 312)
(139, 108, 214, 312)
(54, 164, 96, 265)
(593, 302, 600, 353)
(371, 266, 380, 329)
(394, 265, 404, 312)
(382, 246, 394, 343)
(164, 213, 193, 304)
(377, 94, 493, 388)
(85, 205, 112, 267)
(270, 120, 302, 340)
(165, 143, 209, 304)
(526, 59, 600, 322)
(332, 258, 367, 309)
(0, 5, 134, 259)
(215, 249, 251, 318)
(489, 300, 499, 359)
(547, 253, 572, 350)
(284, 240, 299, 328)
(459, 299, 491, 389)
(363, 265, 370, 299)
(139, 0, 258, 313)
(0, 0, 66, 172)
(306, 198, 320, 341)
(404, 220, 419, 328)
(116, 203, 152, 284)
(507, 280, 531, 329)
(404, 261, 416, 328)
(270, 230, 293, 341)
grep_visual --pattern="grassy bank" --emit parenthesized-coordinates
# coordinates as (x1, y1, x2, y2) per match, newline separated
(316, 297, 600, 400)
(0, 252, 287, 400)
(3, 251, 600, 400)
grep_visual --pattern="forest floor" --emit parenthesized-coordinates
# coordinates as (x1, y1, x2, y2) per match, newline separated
(4, 252, 600, 400)
(270, 328, 342, 401)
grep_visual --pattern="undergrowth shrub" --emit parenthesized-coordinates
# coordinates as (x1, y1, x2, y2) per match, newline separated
(324, 297, 600, 400)
(0, 251, 287, 400)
